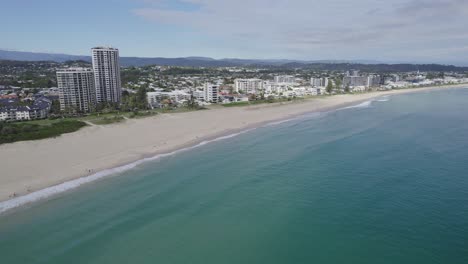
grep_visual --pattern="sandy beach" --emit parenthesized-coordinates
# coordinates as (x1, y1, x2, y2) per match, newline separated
(0, 84, 465, 207)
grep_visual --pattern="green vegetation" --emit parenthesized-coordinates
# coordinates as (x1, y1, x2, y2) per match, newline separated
(326, 81, 334, 93)
(221, 101, 251, 107)
(87, 116, 125, 125)
(128, 111, 158, 119)
(0, 120, 87, 144)
(120, 87, 150, 111)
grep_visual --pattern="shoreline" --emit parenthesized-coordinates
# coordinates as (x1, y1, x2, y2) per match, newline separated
(0, 84, 466, 214)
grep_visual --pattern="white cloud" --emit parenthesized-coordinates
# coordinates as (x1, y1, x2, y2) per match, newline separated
(132, 0, 468, 62)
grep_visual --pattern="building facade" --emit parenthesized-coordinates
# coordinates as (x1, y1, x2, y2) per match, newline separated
(274, 75, 296, 84)
(367, 75, 382, 87)
(147, 91, 191, 108)
(204, 83, 219, 103)
(56, 68, 95, 112)
(311, 77, 329, 87)
(234, 79, 264, 94)
(92, 47, 122, 104)
(0, 97, 51, 121)
(343, 76, 368, 87)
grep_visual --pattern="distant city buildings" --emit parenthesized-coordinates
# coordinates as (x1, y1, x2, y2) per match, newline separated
(56, 68, 95, 112)
(92, 47, 122, 104)
(346, 70, 360, 77)
(4, 50, 463, 114)
(274, 75, 295, 84)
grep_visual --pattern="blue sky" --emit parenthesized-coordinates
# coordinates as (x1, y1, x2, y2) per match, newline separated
(3, 0, 468, 64)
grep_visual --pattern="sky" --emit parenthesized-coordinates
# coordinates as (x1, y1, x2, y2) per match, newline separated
(2, 0, 468, 64)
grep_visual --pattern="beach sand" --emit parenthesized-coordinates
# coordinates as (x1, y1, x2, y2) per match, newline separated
(0, 85, 465, 207)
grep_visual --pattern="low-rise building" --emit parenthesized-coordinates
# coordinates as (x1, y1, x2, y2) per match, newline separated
(147, 90, 191, 108)
(0, 97, 51, 121)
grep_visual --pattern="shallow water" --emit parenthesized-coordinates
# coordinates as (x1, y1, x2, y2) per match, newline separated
(1, 88, 468, 263)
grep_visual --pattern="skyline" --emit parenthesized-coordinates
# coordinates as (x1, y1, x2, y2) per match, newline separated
(3, 0, 468, 65)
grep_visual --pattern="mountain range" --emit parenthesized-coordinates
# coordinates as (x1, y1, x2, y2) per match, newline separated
(1, 49, 467, 72)
(0, 49, 383, 67)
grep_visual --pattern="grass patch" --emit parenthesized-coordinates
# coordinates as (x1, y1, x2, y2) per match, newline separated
(0, 120, 87, 144)
(89, 116, 125, 125)
(128, 111, 158, 119)
(222, 101, 251, 107)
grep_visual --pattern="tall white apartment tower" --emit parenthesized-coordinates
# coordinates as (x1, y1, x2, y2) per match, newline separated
(56, 68, 95, 112)
(92, 47, 122, 104)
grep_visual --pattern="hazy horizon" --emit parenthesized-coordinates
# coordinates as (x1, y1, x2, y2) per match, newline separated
(3, 0, 468, 65)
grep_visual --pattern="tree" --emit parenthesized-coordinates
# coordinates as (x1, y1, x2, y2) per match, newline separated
(334, 78, 342, 90)
(135, 87, 148, 110)
(344, 84, 351, 93)
(326, 81, 333, 94)
(50, 99, 61, 114)
(187, 91, 199, 109)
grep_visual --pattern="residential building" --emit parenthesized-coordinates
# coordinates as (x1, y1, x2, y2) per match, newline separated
(367, 75, 381, 87)
(56, 68, 95, 112)
(204, 83, 219, 103)
(92, 47, 122, 104)
(193, 90, 206, 102)
(265, 82, 290, 94)
(343, 76, 368, 87)
(346, 70, 360, 77)
(147, 90, 192, 108)
(311, 77, 329, 87)
(234, 79, 264, 94)
(0, 97, 51, 121)
(274, 75, 295, 84)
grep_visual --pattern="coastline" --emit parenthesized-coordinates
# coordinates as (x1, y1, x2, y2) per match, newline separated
(0, 84, 466, 214)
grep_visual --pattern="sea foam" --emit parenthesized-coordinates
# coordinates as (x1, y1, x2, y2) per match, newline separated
(0, 129, 255, 214)
(338, 100, 373, 110)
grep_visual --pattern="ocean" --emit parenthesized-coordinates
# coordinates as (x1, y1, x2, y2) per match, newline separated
(1, 88, 468, 263)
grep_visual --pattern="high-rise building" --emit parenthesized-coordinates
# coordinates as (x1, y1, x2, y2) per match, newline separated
(343, 76, 368, 87)
(56, 68, 95, 112)
(92, 47, 122, 104)
(311, 77, 329, 87)
(204, 83, 219, 103)
(346, 70, 360, 77)
(367, 75, 381, 87)
(234, 79, 264, 94)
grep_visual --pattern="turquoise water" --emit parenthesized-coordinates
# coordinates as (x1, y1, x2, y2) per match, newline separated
(1, 88, 468, 263)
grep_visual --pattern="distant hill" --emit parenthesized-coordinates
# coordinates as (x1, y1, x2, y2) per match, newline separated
(0, 50, 89, 63)
(0, 49, 385, 67)
(1, 49, 467, 72)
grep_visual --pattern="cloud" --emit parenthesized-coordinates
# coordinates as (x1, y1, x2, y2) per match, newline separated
(132, 0, 468, 61)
